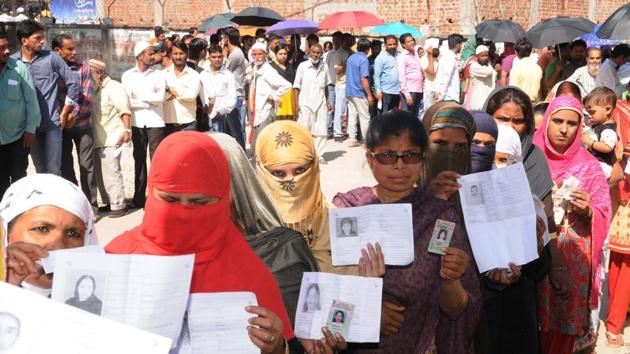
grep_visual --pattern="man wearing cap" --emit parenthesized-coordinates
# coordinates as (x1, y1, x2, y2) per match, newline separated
(149, 26, 169, 46)
(89, 59, 132, 218)
(246, 41, 291, 149)
(0, 29, 40, 197)
(465, 45, 497, 110)
(509, 37, 543, 101)
(121, 41, 166, 208)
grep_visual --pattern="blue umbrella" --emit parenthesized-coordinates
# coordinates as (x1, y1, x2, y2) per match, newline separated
(582, 24, 620, 47)
(370, 22, 422, 37)
(267, 20, 319, 36)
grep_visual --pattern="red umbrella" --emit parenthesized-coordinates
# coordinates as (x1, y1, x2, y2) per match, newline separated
(319, 11, 384, 29)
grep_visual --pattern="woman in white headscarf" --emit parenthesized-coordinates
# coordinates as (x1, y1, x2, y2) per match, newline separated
(1, 174, 97, 293)
(494, 124, 523, 168)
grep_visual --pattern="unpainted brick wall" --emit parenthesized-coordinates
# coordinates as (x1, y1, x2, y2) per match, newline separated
(102, 0, 627, 36)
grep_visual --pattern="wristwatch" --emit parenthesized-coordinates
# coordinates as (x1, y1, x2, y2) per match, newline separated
(125, 128, 132, 133)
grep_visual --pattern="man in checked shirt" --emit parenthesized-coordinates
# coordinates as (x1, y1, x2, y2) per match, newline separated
(52, 33, 99, 214)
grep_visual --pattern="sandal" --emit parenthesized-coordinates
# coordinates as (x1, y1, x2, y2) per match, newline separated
(606, 332, 624, 348)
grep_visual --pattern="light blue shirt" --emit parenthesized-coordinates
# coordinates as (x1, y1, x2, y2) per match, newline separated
(0, 58, 40, 144)
(374, 50, 399, 95)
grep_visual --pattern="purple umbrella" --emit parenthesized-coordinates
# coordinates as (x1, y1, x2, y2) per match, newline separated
(267, 20, 319, 36)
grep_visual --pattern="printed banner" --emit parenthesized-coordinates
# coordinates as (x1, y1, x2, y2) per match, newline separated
(50, 0, 96, 24)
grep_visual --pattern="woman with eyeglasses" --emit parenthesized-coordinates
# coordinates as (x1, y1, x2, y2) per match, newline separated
(333, 110, 480, 353)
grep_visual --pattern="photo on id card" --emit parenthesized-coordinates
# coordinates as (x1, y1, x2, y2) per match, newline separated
(428, 219, 455, 255)
(326, 300, 354, 338)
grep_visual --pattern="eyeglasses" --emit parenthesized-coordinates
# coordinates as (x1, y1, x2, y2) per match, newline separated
(370, 151, 423, 165)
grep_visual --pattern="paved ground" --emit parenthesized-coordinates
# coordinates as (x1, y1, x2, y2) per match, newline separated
(41, 138, 628, 352)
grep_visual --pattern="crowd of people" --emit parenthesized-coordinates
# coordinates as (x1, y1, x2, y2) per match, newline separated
(1, 16, 630, 354)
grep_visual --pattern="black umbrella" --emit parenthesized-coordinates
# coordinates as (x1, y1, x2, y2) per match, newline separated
(596, 3, 630, 40)
(199, 12, 236, 32)
(527, 16, 595, 48)
(231, 7, 284, 27)
(475, 19, 526, 43)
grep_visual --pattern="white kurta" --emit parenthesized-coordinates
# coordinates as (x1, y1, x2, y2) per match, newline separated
(466, 61, 496, 111)
(247, 62, 292, 127)
(294, 60, 330, 138)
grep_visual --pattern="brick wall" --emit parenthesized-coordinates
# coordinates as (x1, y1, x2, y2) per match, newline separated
(100, 0, 626, 35)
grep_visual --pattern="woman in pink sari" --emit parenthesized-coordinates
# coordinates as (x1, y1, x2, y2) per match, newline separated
(533, 95, 612, 354)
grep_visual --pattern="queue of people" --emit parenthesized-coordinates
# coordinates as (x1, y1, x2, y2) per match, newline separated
(1, 17, 630, 354)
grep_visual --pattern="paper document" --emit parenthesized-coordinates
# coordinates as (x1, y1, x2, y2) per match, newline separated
(294, 272, 383, 343)
(51, 253, 194, 348)
(329, 204, 414, 266)
(178, 292, 259, 354)
(458, 163, 539, 273)
(39, 246, 105, 274)
(0, 282, 171, 353)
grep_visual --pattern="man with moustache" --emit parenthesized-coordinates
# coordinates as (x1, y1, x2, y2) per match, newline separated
(246, 41, 292, 150)
(199, 45, 237, 142)
(294, 43, 332, 162)
(163, 41, 201, 136)
(567, 47, 602, 97)
(466, 45, 497, 110)
(121, 41, 166, 208)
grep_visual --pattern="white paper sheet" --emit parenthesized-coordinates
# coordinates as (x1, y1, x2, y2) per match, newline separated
(458, 163, 539, 273)
(39, 246, 105, 274)
(0, 282, 171, 354)
(181, 292, 259, 354)
(329, 204, 414, 266)
(425, 37, 440, 49)
(294, 272, 383, 343)
(50, 253, 194, 348)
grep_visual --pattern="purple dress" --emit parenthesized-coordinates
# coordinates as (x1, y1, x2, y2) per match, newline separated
(333, 187, 480, 354)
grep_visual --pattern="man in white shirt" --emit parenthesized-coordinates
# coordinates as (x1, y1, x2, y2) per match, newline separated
(294, 43, 332, 162)
(121, 40, 166, 208)
(466, 45, 496, 110)
(199, 45, 237, 142)
(324, 31, 342, 137)
(436, 34, 463, 102)
(246, 41, 292, 150)
(163, 41, 201, 136)
(567, 47, 601, 97)
(595, 43, 630, 98)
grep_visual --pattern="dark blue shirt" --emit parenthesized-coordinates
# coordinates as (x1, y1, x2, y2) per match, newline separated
(11, 49, 80, 131)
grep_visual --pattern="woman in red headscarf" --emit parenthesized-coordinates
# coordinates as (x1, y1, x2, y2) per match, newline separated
(105, 131, 293, 353)
(533, 96, 612, 354)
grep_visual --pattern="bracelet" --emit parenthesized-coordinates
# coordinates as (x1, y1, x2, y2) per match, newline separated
(590, 141, 595, 150)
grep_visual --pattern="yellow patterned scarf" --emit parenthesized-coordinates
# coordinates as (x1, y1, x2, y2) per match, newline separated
(255, 121, 357, 274)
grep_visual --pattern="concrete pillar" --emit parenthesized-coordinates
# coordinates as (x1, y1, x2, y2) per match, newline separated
(460, 0, 476, 35)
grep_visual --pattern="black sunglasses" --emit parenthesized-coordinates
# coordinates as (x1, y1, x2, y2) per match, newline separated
(370, 151, 423, 165)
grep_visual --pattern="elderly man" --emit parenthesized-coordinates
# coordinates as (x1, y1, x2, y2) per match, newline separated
(121, 41, 166, 208)
(294, 43, 332, 162)
(89, 60, 132, 218)
(246, 41, 292, 150)
(567, 47, 602, 97)
(465, 45, 497, 110)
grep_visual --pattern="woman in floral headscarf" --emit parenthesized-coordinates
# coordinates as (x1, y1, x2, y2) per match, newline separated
(255, 120, 357, 276)
(533, 96, 612, 354)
